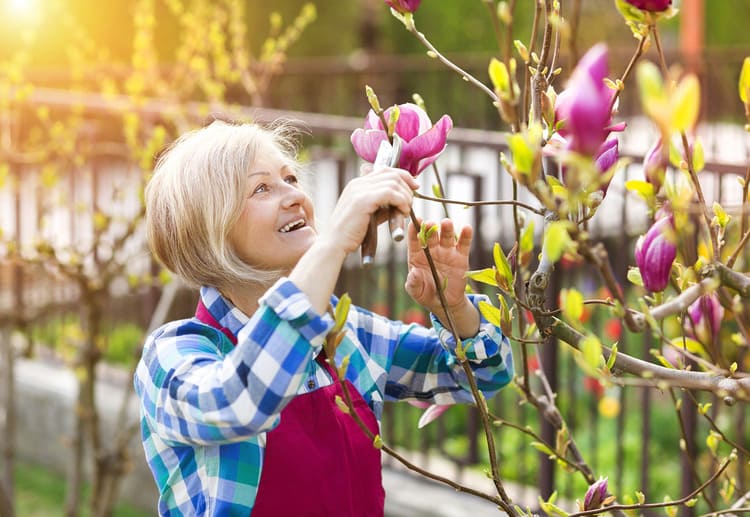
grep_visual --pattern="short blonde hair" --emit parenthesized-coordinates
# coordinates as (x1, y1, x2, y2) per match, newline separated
(145, 120, 301, 290)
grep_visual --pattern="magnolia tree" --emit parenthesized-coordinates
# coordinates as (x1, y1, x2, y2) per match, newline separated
(337, 0, 750, 515)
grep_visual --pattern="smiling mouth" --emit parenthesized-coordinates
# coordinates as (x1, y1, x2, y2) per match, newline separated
(278, 219, 307, 233)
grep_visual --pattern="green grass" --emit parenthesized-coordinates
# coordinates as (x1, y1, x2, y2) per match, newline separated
(13, 462, 151, 517)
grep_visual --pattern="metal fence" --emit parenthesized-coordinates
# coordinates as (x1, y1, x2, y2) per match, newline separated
(1, 88, 748, 513)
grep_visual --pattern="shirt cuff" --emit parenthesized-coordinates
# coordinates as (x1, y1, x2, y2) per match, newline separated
(430, 294, 503, 361)
(259, 277, 335, 348)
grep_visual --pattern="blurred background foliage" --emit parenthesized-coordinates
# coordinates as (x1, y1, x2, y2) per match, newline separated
(3, 0, 749, 129)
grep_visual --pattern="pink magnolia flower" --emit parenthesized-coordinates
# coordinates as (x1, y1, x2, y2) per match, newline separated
(583, 477, 610, 511)
(643, 138, 666, 189)
(624, 0, 672, 12)
(555, 44, 625, 157)
(351, 103, 453, 176)
(634, 214, 676, 292)
(385, 0, 421, 14)
(685, 294, 724, 346)
(544, 134, 619, 193)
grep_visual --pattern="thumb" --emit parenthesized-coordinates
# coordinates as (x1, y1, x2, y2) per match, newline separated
(404, 267, 425, 300)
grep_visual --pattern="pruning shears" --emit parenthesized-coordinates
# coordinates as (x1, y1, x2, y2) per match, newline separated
(361, 134, 406, 267)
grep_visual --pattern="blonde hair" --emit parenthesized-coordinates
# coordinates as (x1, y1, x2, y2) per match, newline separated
(145, 120, 301, 290)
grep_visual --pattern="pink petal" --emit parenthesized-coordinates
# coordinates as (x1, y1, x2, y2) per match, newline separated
(417, 404, 450, 429)
(351, 128, 389, 162)
(399, 114, 453, 175)
(365, 109, 384, 130)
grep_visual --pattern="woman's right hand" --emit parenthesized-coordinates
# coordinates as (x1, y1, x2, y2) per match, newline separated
(318, 167, 419, 256)
(289, 166, 417, 315)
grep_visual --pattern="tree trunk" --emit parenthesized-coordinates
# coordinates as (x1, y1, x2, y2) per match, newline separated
(0, 327, 15, 517)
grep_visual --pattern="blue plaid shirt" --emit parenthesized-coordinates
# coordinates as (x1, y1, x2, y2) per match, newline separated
(134, 277, 514, 516)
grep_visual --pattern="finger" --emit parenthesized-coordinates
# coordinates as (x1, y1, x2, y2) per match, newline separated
(404, 267, 426, 300)
(423, 220, 439, 249)
(438, 218, 455, 248)
(407, 218, 422, 255)
(456, 225, 474, 256)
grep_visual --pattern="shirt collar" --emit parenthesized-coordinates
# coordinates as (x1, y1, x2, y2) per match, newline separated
(199, 286, 250, 337)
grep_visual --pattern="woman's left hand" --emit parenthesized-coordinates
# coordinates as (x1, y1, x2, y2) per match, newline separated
(405, 218, 474, 318)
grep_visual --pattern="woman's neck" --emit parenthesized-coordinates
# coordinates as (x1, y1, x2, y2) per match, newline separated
(220, 282, 267, 317)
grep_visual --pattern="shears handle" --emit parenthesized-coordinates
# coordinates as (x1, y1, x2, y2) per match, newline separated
(361, 136, 405, 267)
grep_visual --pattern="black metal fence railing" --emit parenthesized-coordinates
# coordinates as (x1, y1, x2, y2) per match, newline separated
(1, 88, 748, 512)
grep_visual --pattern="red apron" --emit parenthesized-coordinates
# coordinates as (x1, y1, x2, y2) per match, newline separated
(195, 301, 385, 516)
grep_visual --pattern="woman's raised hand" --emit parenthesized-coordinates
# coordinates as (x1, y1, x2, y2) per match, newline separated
(320, 167, 418, 256)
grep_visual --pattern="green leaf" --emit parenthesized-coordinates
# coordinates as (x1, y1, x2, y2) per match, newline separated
(543, 221, 571, 263)
(497, 295, 512, 336)
(493, 242, 514, 289)
(334, 293, 351, 333)
(669, 138, 683, 168)
(478, 300, 502, 327)
(431, 183, 444, 198)
(637, 61, 667, 127)
(373, 434, 383, 449)
(606, 343, 618, 370)
(739, 57, 750, 104)
(520, 221, 535, 254)
(627, 267, 643, 287)
(625, 179, 655, 202)
(418, 222, 438, 247)
(334, 395, 350, 414)
(560, 288, 584, 326)
(465, 268, 498, 287)
(387, 104, 400, 137)
(530, 441, 556, 458)
(365, 85, 382, 113)
(635, 491, 646, 505)
(581, 334, 603, 371)
(670, 74, 700, 132)
(488, 58, 510, 94)
(508, 133, 535, 175)
(712, 202, 730, 228)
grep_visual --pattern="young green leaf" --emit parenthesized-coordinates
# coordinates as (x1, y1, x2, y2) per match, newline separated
(544, 221, 572, 263)
(493, 242, 514, 289)
(465, 268, 499, 287)
(479, 300, 502, 327)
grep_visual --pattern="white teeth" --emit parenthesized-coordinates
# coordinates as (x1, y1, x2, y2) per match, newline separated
(279, 219, 305, 233)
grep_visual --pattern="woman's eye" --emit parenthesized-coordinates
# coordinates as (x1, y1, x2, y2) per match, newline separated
(252, 183, 268, 194)
(285, 175, 299, 185)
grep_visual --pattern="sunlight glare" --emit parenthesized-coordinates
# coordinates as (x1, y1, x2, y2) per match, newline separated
(7, 0, 38, 19)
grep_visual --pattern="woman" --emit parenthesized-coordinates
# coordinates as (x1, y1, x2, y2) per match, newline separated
(135, 120, 514, 516)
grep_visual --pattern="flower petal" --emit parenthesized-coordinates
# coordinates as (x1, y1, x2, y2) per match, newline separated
(399, 114, 453, 175)
(417, 404, 450, 429)
(351, 128, 389, 163)
(391, 102, 432, 142)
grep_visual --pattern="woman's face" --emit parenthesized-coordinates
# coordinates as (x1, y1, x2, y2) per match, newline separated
(229, 142, 317, 273)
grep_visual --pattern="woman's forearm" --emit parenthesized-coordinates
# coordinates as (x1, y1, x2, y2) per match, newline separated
(288, 237, 348, 315)
(431, 298, 480, 339)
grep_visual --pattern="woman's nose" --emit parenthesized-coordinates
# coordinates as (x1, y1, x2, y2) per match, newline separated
(280, 182, 305, 208)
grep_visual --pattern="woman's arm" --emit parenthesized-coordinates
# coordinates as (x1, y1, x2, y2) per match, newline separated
(290, 168, 418, 314)
(134, 280, 334, 446)
(354, 299, 514, 405)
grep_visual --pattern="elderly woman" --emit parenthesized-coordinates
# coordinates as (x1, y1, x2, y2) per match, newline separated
(134, 120, 514, 516)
